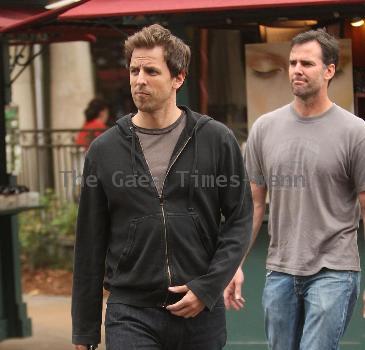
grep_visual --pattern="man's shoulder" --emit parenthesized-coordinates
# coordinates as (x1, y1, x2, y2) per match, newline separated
(186, 107, 233, 137)
(333, 104, 365, 126)
(203, 118, 232, 136)
(331, 105, 365, 140)
(252, 104, 291, 130)
(87, 125, 119, 154)
(260, 104, 291, 121)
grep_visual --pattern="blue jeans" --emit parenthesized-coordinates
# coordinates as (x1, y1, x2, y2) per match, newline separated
(262, 269, 360, 350)
(105, 302, 226, 350)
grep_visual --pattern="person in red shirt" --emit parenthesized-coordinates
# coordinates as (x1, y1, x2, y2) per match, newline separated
(76, 98, 109, 149)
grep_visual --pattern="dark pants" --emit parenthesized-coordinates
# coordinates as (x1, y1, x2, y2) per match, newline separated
(105, 303, 226, 350)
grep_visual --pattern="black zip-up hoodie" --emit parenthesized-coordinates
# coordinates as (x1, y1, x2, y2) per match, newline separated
(72, 106, 253, 345)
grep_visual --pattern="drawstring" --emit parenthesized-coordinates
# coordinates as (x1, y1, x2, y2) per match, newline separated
(130, 126, 137, 175)
(188, 126, 198, 212)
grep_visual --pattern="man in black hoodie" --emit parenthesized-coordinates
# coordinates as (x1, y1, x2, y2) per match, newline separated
(72, 24, 253, 350)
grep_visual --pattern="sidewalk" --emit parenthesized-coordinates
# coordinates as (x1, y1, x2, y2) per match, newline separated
(0, 295, 106, 350)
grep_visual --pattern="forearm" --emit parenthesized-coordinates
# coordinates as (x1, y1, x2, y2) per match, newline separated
(240, 203, 265, 264)
(223, 200, 265, 310)
(239, 182, 267, 265)
(188, 208, 252, 310)
(249, 203, 266, 250)
(188, 178, 253, 310)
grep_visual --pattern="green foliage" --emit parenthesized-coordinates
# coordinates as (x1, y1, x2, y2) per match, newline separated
(19, 190, 77, 270)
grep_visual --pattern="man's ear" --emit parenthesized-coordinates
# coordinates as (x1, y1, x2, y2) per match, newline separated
(324, 63, 336, 82)
(173, 71, 186, 90)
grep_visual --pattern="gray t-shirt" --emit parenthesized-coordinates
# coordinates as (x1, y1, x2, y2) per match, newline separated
(134, 112, 186, 195)
(246, 103, 365, 275)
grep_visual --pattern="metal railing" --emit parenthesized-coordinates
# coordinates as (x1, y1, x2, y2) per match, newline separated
(7, 128, 105, 202)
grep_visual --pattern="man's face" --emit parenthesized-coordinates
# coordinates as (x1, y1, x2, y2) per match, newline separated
(129, 46, 184, 113)
(289, 41, 334, 100)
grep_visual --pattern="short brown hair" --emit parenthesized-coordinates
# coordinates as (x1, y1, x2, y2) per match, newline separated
(124, 24, 191, 77)
(291, 29, 339, 85)
(291, 29, 339, 68)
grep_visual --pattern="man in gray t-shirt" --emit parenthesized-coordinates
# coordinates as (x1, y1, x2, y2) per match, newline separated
(224, 29, 365, 349)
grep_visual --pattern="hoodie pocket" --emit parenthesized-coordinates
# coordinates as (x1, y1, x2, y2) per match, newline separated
(115, 221, 136, 267)
(192, 215, 215, 257)
(166, 212, 214, 286)
(113, 214, 165, 289)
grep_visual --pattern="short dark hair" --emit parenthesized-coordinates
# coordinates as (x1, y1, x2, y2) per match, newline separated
(291, 29, 339, 69)
(124, 24, 191, 77)
(84, 98, 108, 122)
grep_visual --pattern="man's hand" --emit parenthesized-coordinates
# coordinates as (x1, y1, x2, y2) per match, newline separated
(74, 346, 88, 350)
(224, 267, 245, 310)
(166, 285, 205, 318)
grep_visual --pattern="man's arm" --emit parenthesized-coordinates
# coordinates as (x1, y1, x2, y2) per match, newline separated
(224, 182, 267, 310)
(72, 150, 109, 348)
(168, 130, 253, 316)
(244, 182, 267, 257)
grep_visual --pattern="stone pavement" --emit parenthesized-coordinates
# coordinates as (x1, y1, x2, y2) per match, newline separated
(0, 295, 106, 350)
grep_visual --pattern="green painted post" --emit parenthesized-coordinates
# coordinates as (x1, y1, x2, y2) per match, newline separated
(0, 214, 32, 340)
(0, 39, 32, 341)
(0, 35, 9, 343)
(0, 237, 8, 341)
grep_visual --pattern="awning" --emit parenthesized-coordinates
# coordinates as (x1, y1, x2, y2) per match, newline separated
(0, 1, 90, 34)
(0, 8, 44, 33)
(60, 0, 365, 19)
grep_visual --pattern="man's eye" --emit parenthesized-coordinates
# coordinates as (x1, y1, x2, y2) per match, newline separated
(130, 69, 138, 75)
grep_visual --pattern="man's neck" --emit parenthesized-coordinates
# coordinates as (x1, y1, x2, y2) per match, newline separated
(133, 104, 182, 129)
(293, 92, 333, 118)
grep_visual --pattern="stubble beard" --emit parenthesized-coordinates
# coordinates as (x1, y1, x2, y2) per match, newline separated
(132, 94, 154, 113)
(291, 81, 319, 101)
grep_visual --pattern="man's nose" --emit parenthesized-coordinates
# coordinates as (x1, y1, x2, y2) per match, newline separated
(293, 63, 303, 74)
(136, 70, 147, 85)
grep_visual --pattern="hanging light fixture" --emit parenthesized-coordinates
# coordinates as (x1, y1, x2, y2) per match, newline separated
(350, 17, 365, 27)
(45, 0, 82, 10)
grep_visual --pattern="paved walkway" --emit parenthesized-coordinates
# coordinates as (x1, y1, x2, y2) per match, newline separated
(0, 295, 106, 350)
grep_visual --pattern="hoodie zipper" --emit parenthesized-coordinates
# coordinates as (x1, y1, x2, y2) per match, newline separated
(159, 136, 191, 306)
(134, 127, 192, 307)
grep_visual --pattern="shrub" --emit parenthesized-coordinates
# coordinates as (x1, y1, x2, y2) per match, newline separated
(19, 190, 77, 270)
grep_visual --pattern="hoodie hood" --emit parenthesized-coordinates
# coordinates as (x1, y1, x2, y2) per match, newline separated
(115, 106, 212, 209)
(115, 105, 212, 138)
